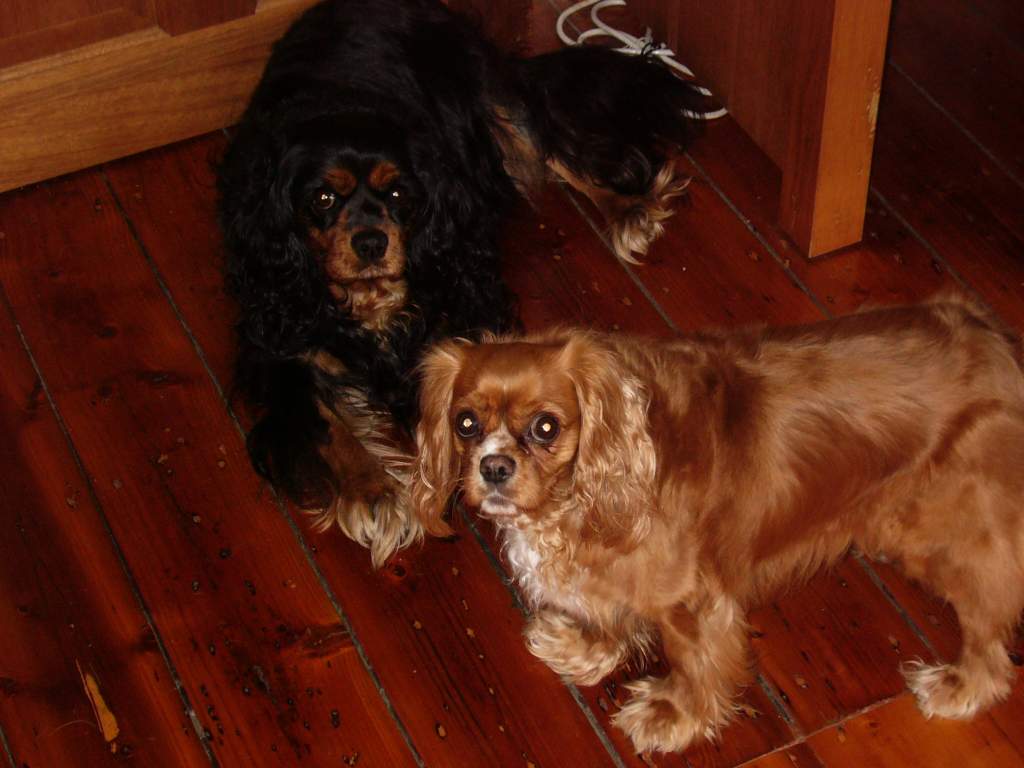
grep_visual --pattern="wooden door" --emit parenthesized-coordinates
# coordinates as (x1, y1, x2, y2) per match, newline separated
(0, 0, 534, 194)
(0, 0, 319, 192)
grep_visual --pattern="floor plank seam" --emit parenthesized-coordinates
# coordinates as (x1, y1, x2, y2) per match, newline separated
(755, 671, 799, 731)
(732, 693, 906, 768)
(458, 506, 631, 768)
(962, 0, 1024, 55)
(560, 188, 683, 333)
(459, 507, 525, 615)
(0, 717, 17, 768)
(801, 690, 905, 743)
(0, 279, 219, 768)
(730, 735, 808, 768)
(867, 186, 1005, 321)
(683, 152, 834, 320)
(887, 62, 1024, 191)
(851, 553, 942, 661)
(100, 170, 427, 768)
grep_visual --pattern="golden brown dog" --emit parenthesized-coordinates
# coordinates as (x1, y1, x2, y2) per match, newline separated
(410, 297, 1024, 753)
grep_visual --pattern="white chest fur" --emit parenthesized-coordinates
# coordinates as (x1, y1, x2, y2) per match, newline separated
(501, 526, 590, 619)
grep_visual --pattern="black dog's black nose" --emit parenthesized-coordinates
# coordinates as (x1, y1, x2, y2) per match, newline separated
(480, 454, 516, 485)
(351, 230, 388, 263)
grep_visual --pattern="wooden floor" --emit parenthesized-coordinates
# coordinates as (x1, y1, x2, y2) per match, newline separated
(1, 0, 1023, 766)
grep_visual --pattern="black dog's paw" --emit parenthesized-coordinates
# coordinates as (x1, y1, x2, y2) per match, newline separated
(246, 413, 336, 509)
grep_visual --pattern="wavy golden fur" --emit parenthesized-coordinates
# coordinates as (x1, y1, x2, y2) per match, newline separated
(410, 297, 1024, 753)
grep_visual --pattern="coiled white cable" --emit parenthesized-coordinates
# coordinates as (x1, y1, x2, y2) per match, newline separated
(555, 0, 727, 120)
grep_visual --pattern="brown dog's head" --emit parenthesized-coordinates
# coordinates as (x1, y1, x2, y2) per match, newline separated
(411, 331, 656, 548)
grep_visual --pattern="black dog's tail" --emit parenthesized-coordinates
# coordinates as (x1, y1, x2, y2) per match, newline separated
(518, 46, 705, 195)
(514, 46, 708, 261)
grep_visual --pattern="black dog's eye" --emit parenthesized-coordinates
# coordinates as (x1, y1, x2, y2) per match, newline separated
(529, 413, 560, 444)
(389, 188, 401, 200)
(455, 411, 480, 439)
(314, 189, 337, 211)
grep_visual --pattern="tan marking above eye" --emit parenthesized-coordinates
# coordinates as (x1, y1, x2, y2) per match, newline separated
(368, 161, 400, 192)
(323, 167, 357, 197)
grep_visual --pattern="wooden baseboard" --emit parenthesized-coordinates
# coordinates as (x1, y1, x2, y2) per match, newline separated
(0, 0, 318, 193)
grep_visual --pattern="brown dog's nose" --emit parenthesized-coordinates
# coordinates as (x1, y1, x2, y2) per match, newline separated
(480, 454, 516, 485)
(351, 229, 388, 263)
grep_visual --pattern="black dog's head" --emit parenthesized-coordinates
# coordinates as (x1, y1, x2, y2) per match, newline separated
(218, 101, 516, 363)
(220, 108, 414, 355)
(282, 114, 418, 332)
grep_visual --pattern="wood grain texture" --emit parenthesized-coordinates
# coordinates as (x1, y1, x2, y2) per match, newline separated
(0, 291, 209, 767)
(807, 688, 1024, 767)
(778, 0, 891, 257)
(151, 0, 258, 36)
(687, 117, 958, 316)
(0, 0, 318, 193)
(888, 0, 1024, 183)
(871, 68, 1024, 332)
(749, 559, 932, 732)
(610, 172, 822, 329)
(0, 0, 144, 37)
(0, 8, 154, 69)
(742, 743, 823, 768)
(0, 170, 415, 767)
(101, 136, 627, 768)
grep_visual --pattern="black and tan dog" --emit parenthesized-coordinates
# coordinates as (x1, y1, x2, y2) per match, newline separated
(218, 0, 706, 564)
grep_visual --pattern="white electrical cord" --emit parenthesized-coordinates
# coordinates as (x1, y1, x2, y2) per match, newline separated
(556, 0, 727, 120)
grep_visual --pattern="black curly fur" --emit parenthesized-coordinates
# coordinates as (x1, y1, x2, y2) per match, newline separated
(218, 0, 705, 509)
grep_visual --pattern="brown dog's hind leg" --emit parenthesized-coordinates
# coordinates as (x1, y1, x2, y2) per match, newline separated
(903, 549, 1022, 719)
(898, 432, 1024, 718)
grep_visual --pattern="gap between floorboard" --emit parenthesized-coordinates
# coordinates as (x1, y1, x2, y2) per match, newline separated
(0, 278, 219, 767)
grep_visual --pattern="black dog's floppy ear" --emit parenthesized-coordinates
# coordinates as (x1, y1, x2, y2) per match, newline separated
(218, 120, 326, 357)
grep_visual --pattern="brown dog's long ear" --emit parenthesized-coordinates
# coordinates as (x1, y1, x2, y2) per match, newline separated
(560, 332, 657, 549)
(410, 340, 466, 537)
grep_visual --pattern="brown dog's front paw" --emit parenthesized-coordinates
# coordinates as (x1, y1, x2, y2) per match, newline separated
(524, 611, 625, 686)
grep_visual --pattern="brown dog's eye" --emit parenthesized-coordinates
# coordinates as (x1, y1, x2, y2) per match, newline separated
(455, 411, 480, 438)
(529, 413, 560, 444)
(314, 189, 337, 211)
